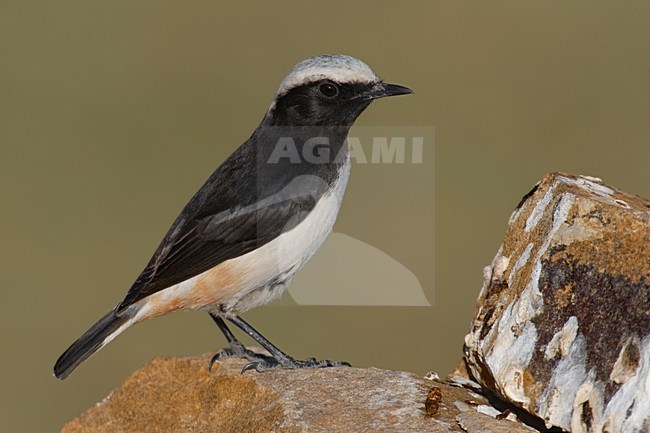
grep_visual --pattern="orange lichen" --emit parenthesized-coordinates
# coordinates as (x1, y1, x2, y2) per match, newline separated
(61, 357, 292, 433)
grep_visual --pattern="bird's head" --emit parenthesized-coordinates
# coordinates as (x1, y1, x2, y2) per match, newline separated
(268, 54, 412, 127)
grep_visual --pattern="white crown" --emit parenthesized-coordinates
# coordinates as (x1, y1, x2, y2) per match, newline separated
(275, 55, 378, 98)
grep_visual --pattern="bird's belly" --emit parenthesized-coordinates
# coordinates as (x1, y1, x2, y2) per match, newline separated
(135, 159, 351, 320)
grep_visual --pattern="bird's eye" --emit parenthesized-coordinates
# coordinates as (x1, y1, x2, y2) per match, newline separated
(319, 83, 339, 98)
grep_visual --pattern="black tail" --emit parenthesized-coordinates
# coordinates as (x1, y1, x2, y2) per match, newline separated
(54, 307, 133, 380)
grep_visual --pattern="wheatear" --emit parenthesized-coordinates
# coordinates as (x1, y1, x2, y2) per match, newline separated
(54, 54, 412, 379)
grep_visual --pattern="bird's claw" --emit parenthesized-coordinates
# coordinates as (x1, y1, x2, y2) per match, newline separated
(240, 357, 351, 374)
(208, 344, 275, 372)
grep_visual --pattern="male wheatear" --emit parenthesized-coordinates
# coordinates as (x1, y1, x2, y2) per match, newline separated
(54, 54, 412, 379)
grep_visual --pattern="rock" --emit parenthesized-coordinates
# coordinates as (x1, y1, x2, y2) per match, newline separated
(456, 410, 537, 433)
(60, 355, 536, 433)
(463, 173, 650, 433)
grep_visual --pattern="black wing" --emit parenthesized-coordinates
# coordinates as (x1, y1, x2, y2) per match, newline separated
(117, 138, 331, 311)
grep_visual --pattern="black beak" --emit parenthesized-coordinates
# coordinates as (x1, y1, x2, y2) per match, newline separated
(369, 82, 414, 99)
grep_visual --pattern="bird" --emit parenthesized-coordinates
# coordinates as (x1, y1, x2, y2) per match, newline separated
(54, 54, 412, 379)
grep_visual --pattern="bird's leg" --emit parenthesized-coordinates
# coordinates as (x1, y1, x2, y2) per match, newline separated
(228, 315, 351, 373)
(208, 313, 274, 371)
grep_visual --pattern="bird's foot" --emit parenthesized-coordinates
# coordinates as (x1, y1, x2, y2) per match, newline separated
(209, 343, 275, 372)
(241, 356, 351, 374)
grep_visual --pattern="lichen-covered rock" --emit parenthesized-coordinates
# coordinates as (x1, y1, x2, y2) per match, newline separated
(464, 173, 650, 433)
(60, 355, 536, 433)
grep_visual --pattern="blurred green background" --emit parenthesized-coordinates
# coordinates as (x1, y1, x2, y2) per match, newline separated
(1, 1, 649, 431)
